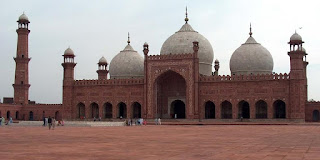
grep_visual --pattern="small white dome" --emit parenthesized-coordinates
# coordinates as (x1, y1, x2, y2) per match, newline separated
(230, 36, 274, 75)
(64, 47, 74, 56)
(290, 32, 302, 41)
(160, 22, 214, 76)
(109, 44, 144, 79)
(18, 13, 29, 22)
(99, 56, 107, 64)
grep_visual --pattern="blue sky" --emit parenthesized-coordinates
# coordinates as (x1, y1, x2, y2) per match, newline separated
(0, 0, 319, 103)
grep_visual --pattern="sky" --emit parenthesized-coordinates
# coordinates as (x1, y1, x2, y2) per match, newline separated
(0, 0, 319, 104)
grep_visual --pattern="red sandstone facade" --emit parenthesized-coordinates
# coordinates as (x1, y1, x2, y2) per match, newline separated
(1, 15, 320, 122)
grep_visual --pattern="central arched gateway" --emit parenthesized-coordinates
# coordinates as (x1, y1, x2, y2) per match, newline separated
(155, 70, 186, 119)
(171, 100, 185, 119)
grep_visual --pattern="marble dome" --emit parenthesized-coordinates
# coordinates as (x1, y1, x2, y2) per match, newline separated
(160, 21, 214, 75)
(18, 13, 29, 22)
(290, 32, 302, 41)
(230, 33, 274, 75)
(109, 43, 144, 79)
(99, 56, 107, 64)
(64, 47, 74, 56)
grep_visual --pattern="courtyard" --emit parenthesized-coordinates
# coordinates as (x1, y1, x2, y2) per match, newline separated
(1, 124, 320, 160)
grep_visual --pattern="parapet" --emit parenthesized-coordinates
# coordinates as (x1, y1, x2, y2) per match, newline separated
(74, 78, 144, 86)
(147, 53, 194, 60)
(200, 73, 290, 82)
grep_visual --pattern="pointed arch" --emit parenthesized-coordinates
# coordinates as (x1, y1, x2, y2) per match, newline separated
(29, 111, 33, 121)
(221, 101, 232, 119)
(77, 102, 85, 119)
(118, 102, 127, 118)
(7, 111, 11, 119)
(16, 111, 20, 120)
(154, 70, 186, 119)
(204, 101, 215, 119)
(238, 100, 250, 119)
(255, 100, 267, 119)
(90, 102, 99, 118)
(55, 111, 60, 120)
(273, 100, 286, 118)
(103, 102, 113, 118)
(132, 102, 142, 118)
(313, 110, 320, 122)
(170, 100, 185, 119)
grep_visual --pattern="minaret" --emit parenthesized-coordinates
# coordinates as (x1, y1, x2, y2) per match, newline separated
(97, 56, 108, 80)
(13, 13, 31, 105)
(62, 47, 76, 119)
(288, 31, 307, 120)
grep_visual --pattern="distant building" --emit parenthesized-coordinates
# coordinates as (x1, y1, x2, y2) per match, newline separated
(1, 12, 320, 122)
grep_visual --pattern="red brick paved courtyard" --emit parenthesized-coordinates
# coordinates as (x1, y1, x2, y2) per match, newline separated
(1, 125, 320, 160)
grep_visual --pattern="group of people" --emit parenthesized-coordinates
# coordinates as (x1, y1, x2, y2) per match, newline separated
(43, 116, 64, 130)
(126, 118, 146, 126)
(0, 117, 13, 126)
(93, 117, 102, 121)
(154, 118, 161, 125)
(125, 118, 162, 126)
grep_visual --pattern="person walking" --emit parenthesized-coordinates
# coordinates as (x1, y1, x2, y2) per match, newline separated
(1, 117, 5, 126)
(9, 117, 13, 125)
(154, 118, 158, 125)
(48, 116, 52, 130)
(43, 117, 45, 126)
(158, 118, 161, 125)
(45, 117, 48, 126)
(52, 117, 56, 130)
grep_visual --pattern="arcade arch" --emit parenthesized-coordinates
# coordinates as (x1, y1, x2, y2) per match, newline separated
(312, 110, 319, 122)
(255, 100, 267, 119)
(104, 102, 113, 118)
(77, 103, 85, 119)
(221, 101, 232, 119)
(274, 100, 286, 118)
(118, 102, 127, 118)
(205, 101, 215, 119)
(238, 100, 250, 119)
(132, 102, 142, 118)
(90, 103, 99, 118)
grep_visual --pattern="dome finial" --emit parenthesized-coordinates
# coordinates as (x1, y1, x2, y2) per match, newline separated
(185, 6, 189, 23)
(249, 23, 252, 37)
(127, 32, 130, 44)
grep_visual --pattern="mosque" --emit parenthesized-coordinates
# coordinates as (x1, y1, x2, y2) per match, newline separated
(0, 12, 320, 122)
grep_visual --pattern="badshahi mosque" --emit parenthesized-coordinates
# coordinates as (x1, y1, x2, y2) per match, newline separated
(1, 12, 320, 122)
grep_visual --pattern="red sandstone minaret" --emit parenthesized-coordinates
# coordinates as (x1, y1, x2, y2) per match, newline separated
(62, 47, 76, 119)
(97, 56, 109, 80)
(13, 13, 31, 105)
(288, 31, 308, 120)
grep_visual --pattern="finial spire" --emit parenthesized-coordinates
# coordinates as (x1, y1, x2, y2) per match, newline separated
(185, 6, 189, 23)
(249, 23, 252, 37)
(127, 32, 130, 44)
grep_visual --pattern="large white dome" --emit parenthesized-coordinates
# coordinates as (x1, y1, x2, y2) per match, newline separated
(230, 36, 274, 75)
(109, 43, 144, 79)
(160, 22, 214, 75)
